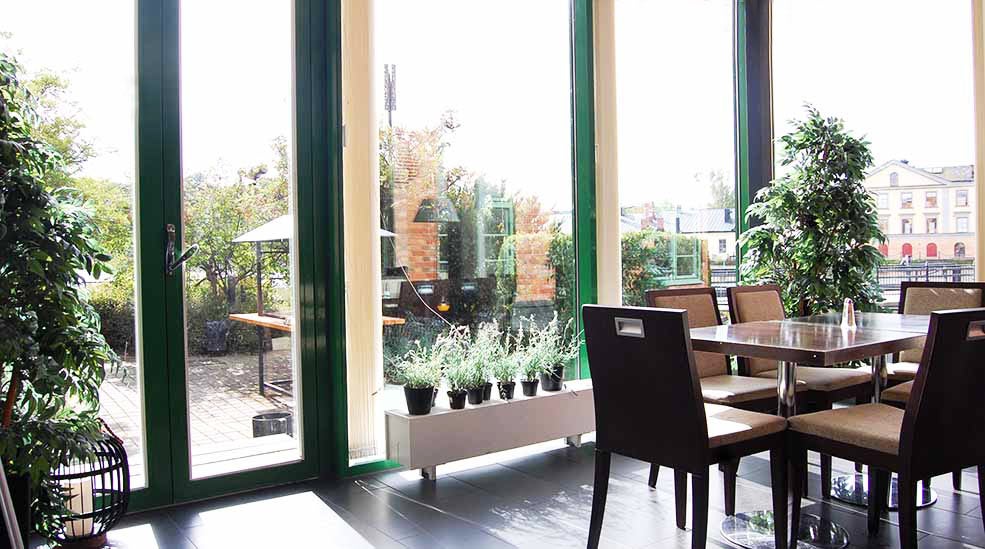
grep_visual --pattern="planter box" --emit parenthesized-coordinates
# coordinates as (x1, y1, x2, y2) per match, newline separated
(385, 379, 594, 479)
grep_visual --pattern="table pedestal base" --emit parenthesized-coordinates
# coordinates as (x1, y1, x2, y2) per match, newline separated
(721, 511, 849, 549)
(830, 473, 937, 510)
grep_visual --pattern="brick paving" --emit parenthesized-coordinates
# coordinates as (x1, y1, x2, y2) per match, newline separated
(99, 349, 296, 486)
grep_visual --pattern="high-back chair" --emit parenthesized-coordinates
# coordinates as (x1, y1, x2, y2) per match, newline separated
(788, 308, 985, 549)
(583, 305, 788, 549)
(727, 284, 872, 498)
(645, 287, 788, 514)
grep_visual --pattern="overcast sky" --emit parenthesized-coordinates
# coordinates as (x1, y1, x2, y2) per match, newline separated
(2, 0, 976, 213)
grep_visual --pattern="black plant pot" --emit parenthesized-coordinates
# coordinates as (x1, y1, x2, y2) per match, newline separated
(448, 390, 467, 410)
(497, 381, 516, 400)
(404, 386, 435, 415)
(467, 387, 484, 405)
(521, 379, 539, 397)
(540, 363, 564, 392)
(2, 473, 30, 549)
(482, 382, 493, 401)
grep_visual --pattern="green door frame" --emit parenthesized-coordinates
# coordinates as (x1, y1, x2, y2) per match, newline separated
(130, 0, 325, 511)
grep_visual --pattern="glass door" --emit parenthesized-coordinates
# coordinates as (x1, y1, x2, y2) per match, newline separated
(166, 0, 317, 498)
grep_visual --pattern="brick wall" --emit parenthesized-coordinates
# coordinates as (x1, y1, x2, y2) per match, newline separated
(513, 196, 555, 303)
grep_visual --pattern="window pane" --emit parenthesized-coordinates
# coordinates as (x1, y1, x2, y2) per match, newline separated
(615, 0, 737, 306)
(3, 2, 144, 488)
(179, 0, 300, 479)
(774, 0, 977, 305)
(344, 0, 576, 466)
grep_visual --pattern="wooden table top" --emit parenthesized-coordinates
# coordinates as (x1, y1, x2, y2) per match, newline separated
(690, 312, 929, 366)
(229, 312, 407, 331)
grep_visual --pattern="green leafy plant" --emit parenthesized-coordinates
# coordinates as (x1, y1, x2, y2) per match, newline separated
(526, 314, 580, 373)
(740, 105, 885, 315)
(0, 52, 115, 538)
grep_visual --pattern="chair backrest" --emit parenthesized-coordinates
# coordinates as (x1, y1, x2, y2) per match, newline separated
(645, 287, 729, 378)
(582, 305, 709, 471)
(898, 282, 985, 363)
(900, 308, 985, 477)
(727, 284, 785, 375)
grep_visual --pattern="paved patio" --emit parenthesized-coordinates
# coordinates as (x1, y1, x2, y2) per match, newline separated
(99, 348, 298, 485)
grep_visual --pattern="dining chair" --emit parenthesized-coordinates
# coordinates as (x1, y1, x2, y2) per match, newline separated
(583, 304, 788, 549)
(726, 284, 872, 498)
(788, 307, 985, 549)
(644, 287, 803, 515)
(888, 281, 985, 490)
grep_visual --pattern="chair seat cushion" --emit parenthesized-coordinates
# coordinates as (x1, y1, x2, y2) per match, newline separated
(755, 366, 870, 391)
(881, 381, 913, 404)
(705, 403, 787, 448)
(701, 374, 805, 405)
(788, 403, 904, 455)
(887, 361, 919, 382)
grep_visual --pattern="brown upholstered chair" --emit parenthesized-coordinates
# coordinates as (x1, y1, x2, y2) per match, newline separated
(583, 305, 788, 549)
(644, 287, 803, 515)
(788, 308, 985, 549)
(727, 284, 872, 497)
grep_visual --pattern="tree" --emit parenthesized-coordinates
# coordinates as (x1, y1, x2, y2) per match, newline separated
(739, 105, 885, 315)
(702, 170, 736, 209)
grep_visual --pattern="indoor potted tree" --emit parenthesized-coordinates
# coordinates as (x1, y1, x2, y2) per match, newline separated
(0, 53, 118, 544)
(740, 105, 885, 315)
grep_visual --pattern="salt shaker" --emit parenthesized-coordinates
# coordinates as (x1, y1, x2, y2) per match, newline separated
(841, 298, 857, 330)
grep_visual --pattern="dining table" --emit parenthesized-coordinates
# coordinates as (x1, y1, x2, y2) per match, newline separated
(689, 311, 931, 549)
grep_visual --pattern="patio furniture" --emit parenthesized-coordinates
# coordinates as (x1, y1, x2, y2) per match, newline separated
(727, 285, 872, 500)
(583, 305, 788, 549)
(689, 310, 929, 549)
(787, 308, 985, 549)
(644, 287, 802, 516)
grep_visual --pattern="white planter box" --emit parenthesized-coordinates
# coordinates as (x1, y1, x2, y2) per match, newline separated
(385, 379, 595, 479)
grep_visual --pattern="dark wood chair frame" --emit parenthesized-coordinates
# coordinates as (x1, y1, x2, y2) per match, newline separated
(789, 308, 985, 549)
(644, 287, 777, 516)
(583, 304, 789, 549)
(727, 284, 872, 499)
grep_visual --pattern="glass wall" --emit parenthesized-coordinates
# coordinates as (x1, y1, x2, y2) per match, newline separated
(178, 0, 300, 479)
(774, 0, 977, 308)
(344, 0, 576, 465)
(614, 0, 738, 306)
(3, 2, 144, 487)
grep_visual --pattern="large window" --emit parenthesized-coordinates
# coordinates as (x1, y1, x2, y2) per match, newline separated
(3, 1, 144, 487)
(343, 0, 576, 466)
(774, 0, 978, 305)
(614, 0, 737, 305)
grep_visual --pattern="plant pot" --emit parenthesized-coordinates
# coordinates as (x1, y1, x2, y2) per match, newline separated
(404, 386, 435, 415)
(466, 387, 484, 405)
(447, 390, 467, 410)
(521, 379, 539, 397)
(482, 382, 493, 401)
(540, 363, 565, 392)
(2, 473, 30, 549)
(497, 381, 516, 400)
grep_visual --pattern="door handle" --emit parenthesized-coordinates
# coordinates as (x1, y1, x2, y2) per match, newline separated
(165, 224, 199, 276)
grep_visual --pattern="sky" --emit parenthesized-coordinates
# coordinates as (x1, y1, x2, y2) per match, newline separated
(1, 0, 977, 214)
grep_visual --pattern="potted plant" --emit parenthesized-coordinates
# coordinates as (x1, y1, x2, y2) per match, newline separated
(492, 353, 519, 400)
(465, 360, 486, 406)
(740, 105, 885, 316)
(395, 344, 443, 416)
(469, 323, 504, 401)
(0, 53, 118, 543)
(444, 361, 471, 409)
(528, 314, 580, 392)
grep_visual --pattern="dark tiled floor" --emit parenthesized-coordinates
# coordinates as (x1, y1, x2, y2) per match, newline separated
(32, 444, 985, 548)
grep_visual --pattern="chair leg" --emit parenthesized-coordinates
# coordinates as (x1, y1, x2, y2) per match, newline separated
(722, 459, 739, 516)
(770, 445, 788, 549)
(675, 470, 688, 530)
(648, 463, 659, 488)
(820, 453, 832, 500)
(789, 443, 807, 549)
(691, 472, 710, 549)
(898, 473, 919, 549)
(854, 397, 867, 474)
(587, 450, 611, 549)
(867, 466, 888, 535)
(977, 465, 985, 534)
(953, 470, 963, 491)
